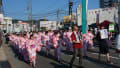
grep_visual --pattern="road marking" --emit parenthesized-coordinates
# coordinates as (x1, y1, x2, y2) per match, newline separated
(91, 53, 119, 60)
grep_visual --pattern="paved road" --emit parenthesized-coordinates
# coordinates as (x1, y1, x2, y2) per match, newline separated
(0, 46, 10, 68)
(3, 43, 120, 68)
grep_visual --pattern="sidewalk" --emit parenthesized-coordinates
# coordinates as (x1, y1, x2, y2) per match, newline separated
(0, 46, 10, 68)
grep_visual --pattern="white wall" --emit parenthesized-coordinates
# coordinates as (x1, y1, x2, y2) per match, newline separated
(40, 21, 57, 30)
(77, 5, 118, 26)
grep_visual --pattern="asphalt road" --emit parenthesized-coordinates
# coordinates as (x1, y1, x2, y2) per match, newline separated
(3, 43, 120, 68)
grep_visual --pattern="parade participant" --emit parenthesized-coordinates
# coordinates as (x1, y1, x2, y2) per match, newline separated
(66, 30, 73, 51)
(41, 31, 45, 46)
(82, 29, 94, 57)
(44, 31, 51, 56)
(26, 34, 40, 68)
(20, 34, 29, 62)
(69, 25, 84, 68)
(97, 26, 113, 64)
(115, 32, 120, 64)
(87, 30, 94, 49)
(82, 33, 88, 57)
(53, 31, 61, 62)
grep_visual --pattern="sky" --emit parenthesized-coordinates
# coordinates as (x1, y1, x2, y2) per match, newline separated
(2, 0, 99, 20)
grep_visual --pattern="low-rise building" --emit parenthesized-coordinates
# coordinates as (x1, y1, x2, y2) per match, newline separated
(13, 21, 30, 32)
(40, 21, 57, 30)
(0, 14, 12, 33)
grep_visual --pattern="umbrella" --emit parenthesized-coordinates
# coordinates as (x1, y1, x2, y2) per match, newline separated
(99, 20, 112, 27)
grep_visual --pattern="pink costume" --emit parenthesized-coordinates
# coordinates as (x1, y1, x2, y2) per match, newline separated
(26, 40, 40, 67)
(33, 33, 38, 41)
(27, 33, 30, 39)
(9, 35, 15, 45)
(41, 32, 45, 46)
(87, 32, 94, 48)
(66, 31, 73, 51)
(63, 32, 67, 46)
(44, 35, 51, 56)
(20, 37, 29, 62)
(82, 34, 88, 56)
(14, 36, 19, 50)
(53, 35, 61, 61)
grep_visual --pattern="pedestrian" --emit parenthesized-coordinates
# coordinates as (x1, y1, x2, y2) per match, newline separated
(26, 34, 39, 68)
(66, 30, 73, 51)
(53, 31, 62, 62)
(44, 31, 51, 56)
(97, 26, 113, 64)
(86, 30, 94, 49)
(115, 32, 120, 64)
(69, 25, 84, 68)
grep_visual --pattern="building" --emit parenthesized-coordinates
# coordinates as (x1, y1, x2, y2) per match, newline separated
(77, 5, 118, 26)
(100, 0, 113, 8)
(100, 0, 120, 8)
(13, 21, 30, 32)
(112, 0, 120, 7)
(40, 21, 57, 30)
(0, 13, 13, 33)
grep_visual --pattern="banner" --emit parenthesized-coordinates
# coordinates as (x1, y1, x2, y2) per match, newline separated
(63, 15, 73, 22)
(100, 29, 108, 39)
(109, 24, 115, 32)
(82, 0, 88, 34)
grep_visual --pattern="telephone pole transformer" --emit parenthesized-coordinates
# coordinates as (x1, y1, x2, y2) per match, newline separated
(69, 0, 73, 15)
(0, 0, 2, 13)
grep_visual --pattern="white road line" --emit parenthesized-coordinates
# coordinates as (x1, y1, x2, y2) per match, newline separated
(91, 53, 119, 60)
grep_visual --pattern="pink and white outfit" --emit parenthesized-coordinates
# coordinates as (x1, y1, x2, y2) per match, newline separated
(66, 31, 73, 51)
(44, 35, 51, 56)
(53, 35, 61, 61)
(26, 40, 40, 67)
(87, 32, 94, 49)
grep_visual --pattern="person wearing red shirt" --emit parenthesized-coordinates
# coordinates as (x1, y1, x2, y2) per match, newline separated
(69, 25, 84, 68)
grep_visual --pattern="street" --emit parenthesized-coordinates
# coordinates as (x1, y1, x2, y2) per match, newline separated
(3, 43, 120, 68)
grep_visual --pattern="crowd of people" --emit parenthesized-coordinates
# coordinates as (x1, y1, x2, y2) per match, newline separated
(5, 25, 120, 68)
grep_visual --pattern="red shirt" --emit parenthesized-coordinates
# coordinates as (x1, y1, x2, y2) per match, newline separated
(71, 32, 83, 49)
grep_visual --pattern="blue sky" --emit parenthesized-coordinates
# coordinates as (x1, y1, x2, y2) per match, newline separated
(3, 0, 99, 20)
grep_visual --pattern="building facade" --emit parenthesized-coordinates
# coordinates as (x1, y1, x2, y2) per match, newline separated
(0, 14, 12, 33)
(40, 21, 57, 30)
(13, 22, 30, 33)
(100, 0, 120, 8)
(77, 5, 118, 26)
(100, 0, 113, 8)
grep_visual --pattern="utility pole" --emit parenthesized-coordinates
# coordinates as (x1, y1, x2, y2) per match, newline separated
(0, 0, 2, 13)
(27, 1, 30, 22)
(69, 0, 73, 28)
(57, 9, 60, 30)
(30, 0, 33, 31)
(69, 0, 73, 16)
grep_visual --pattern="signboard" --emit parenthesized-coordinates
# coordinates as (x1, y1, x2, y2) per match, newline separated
(100, 29, 108, 39)
(109, 24, 114, 32)
(63, 15, 73, 22)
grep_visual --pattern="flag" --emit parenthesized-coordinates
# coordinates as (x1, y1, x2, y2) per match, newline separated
(82, 0, 88, 34)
